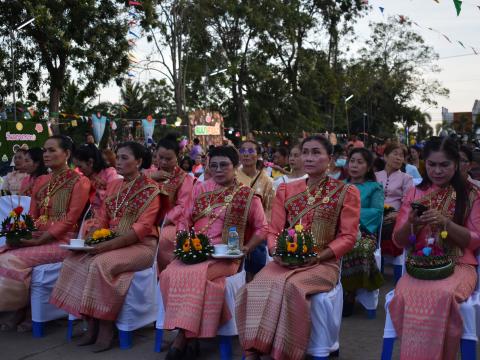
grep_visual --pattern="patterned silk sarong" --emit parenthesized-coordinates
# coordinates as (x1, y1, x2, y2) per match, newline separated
(235, 259, 339, 360)
(50, 238, 156, 320)
(0, 238, 71, 311)
(390, 264, 476, 360)
(50, 175, 160, 320)
(341, 231, 384, 292)
(160, 259, 239, 338)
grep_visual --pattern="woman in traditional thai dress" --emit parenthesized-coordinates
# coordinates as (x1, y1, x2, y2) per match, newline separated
(237, 140, 275, 217)
(375, 143, 413, 257)
(236, 135, 361, 360)
(151, 135, 194, 271)
(160, 146, 268, 359)
(237, 141, 275, 278)
(19, 148, 48, 196)
(459, 145, 480, 188)
(273, 144, 307, 190)
(0, 135, 90, 331)
(50, 142, 160, 352)
(72, 144, 120, 235)
(2, 149, 28, 194)
(389, 137, 480, 360)
(341, 148, 384, 316)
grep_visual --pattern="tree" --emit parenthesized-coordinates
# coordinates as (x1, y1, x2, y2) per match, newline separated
(0, 1, 155, 120)
(140, 0, 198, 120)
(345, 17, 448, 137)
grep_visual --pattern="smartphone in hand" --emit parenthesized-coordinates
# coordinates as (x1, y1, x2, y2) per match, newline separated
(411, 203, 429, 217)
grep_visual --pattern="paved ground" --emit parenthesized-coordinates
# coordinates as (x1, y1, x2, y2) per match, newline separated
(0, 266, 467, 360)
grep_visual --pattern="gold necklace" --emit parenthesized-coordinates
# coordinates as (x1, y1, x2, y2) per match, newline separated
(305, 177, 328, 205)
(113, 175, 140, 218)
(205, 183, 235, 213)
(198, 186, 240, 235)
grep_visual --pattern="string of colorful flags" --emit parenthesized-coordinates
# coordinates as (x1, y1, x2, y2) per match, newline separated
(371, 0, 479, 55)
(126, 1, 144, 79)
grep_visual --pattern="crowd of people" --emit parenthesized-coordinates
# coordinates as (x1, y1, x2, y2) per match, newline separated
(0, 132, 479, 360)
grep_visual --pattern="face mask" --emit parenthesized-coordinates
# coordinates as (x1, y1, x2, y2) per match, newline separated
(335, 158, 347, 168)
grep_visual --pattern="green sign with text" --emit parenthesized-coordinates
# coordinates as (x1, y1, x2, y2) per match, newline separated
(0, 121, 49, 162)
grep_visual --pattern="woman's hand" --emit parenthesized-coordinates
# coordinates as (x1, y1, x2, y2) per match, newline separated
(241, 245, 250, 255)
(86, 241, 111, 255)
(384, 211, 397, 223)
(20, 231, 51, 247)
(419, 209, 449, 228)
(273, 256, 291, 267)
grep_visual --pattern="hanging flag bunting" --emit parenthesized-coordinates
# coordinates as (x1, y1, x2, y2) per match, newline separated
(442, 34, 452, 43)
(458, 40, 465, 48)
(453, 0, 462, 16)
(128, 30, 140, 39)
(379, 6, 385, 14)
(160, 118, 167, 125)
(92, 113, 107, 144)
(129, 1, 142, 7)
(142, 118, 156, 142)
(472, 47, 478, 55)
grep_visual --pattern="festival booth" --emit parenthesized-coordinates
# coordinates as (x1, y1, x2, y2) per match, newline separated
(189, 110, 224, 146)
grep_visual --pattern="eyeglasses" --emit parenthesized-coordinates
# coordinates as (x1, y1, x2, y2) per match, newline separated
(209, 162, 232, 171)
(239, 148, 256, 155)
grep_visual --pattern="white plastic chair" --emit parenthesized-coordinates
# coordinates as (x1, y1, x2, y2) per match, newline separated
(0, 195, 31, 246)
(381, 250, 480, 360)
(30, 205, 91, 337)
(251, 255, 343, 359)
(66, 238, 160, 350)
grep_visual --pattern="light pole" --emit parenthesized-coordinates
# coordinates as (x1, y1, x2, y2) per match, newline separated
(10, 18, 35, 122)
(345, 94, 354, 138)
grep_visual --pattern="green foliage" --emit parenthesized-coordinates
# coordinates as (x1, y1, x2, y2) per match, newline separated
(0, 0, 155, 114)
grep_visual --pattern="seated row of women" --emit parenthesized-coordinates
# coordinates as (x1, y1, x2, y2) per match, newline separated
(0, 134, 478, 360)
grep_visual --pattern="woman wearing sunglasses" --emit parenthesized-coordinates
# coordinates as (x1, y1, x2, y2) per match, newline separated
(160, 146, 267, 359)
(237, 141, 275, 218)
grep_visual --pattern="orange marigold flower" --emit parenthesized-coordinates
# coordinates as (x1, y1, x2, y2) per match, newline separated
(182, 240, 191, 252)
(303, 244, 308, 254)
(287, 242, 298, 253)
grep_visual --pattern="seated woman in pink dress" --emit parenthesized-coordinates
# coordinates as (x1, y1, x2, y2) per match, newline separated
(3, 149, 28, 194)
(236, 135, 361, 360)
(0, 135, 90, 331)
(389, 136, 480, 360)
(19, 147, 49, 196)
(160, 146, 267, 359)
(50, 142, 160, 352)
(72, 144, 120, 235)
(149, 135, 194, 271)
(375, 143, 413, 256)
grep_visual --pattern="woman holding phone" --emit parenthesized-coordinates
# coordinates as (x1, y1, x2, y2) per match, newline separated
(389, 136, 480, 360)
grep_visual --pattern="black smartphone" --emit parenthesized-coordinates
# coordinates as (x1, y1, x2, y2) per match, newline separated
(411, 203, 428, 217)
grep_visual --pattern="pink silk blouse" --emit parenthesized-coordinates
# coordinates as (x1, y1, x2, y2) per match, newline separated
(375, 170, 413, 211)
(393, 185, 480, 265)
(177, 179, 268, 246)
(164, 174, 195, 225)
(29, 173, 91, 241)
(267, 179, 361, 260)
(95, 178, 160, 241)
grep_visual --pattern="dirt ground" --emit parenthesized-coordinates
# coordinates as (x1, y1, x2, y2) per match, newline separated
(0, 267, 470, 360)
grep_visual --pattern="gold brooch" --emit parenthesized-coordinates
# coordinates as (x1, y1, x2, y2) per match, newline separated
(225, 195, 233, 203)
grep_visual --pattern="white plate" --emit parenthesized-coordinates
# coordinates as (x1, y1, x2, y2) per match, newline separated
(60, 244, 94, 251)
(211, 253, 244, 259)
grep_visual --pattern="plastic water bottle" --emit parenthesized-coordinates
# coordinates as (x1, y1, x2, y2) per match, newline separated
(227, 226, 239, 252)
